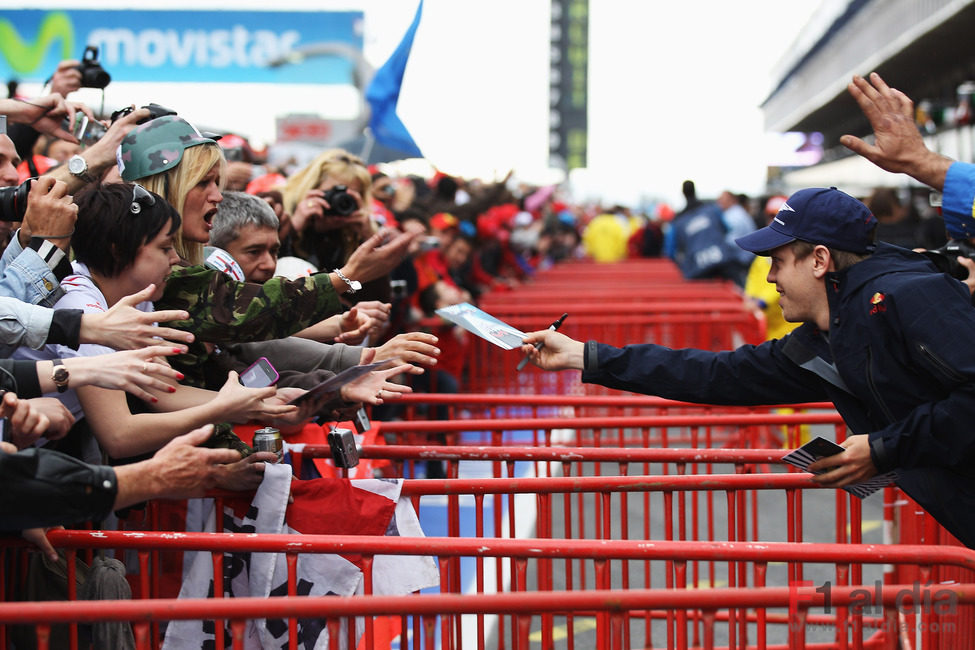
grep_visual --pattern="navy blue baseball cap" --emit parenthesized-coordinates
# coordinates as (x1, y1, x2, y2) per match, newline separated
(735, 187, 878, 255)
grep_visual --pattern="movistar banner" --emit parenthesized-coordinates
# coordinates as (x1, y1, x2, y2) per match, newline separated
(0, 9, 363, 84)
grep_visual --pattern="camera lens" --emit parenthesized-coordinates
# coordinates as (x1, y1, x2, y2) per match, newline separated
(323, 186, 358, 216)
(0, 178, 33, 222)
(81, 66, 110, 89)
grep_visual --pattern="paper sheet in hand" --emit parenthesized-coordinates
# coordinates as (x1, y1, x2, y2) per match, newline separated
(435, 302, 528, 350)
(287, 359, 397, 409)
(781, 436, 897, 499)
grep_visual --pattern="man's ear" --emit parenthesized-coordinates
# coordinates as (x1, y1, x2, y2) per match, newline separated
(812, 244, 832, 278)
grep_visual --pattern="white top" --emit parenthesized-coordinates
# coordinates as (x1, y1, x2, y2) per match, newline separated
(15, 261, 155, 422)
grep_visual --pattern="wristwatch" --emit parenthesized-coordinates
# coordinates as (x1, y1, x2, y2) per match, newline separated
(67, 155, 96, 184)
(332, 268, 361, 294)
(51, 359, 69, 393)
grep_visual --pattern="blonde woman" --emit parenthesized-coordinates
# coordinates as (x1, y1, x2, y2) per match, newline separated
(282, 149, 389, 302)
(117, 116, 415, 387)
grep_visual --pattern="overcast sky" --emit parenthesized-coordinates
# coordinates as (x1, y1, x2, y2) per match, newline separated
(6, 0, 822, 208)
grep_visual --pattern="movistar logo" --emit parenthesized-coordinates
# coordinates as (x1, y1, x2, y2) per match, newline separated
(0, 12, 74, 74)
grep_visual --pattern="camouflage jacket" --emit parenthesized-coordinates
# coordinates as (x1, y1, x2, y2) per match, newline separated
(155, 264, 343, 386)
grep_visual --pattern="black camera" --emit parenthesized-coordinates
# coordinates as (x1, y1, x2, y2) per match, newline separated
(0, 178, 32, 222)
(322, 185, 358, 216)
(921, 239, 975, 279)
(390, 279, 408, 300)
(77, 46, 110, 89)
(110, 102, 176, 125)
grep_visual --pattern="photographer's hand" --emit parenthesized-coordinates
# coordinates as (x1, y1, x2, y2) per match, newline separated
(291, 190, 325, 233)
(958, 256, 975, 295)
(2, 94, 94, 143)
(17, 176, 77, 251)
(49, 59, 82, 98)
(47, 106, 151, 193)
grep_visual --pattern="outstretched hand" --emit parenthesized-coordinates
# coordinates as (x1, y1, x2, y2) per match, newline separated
(67, 345, 187, 402)
(840, 72, 953, 190)
(334, 301, 390, 343)
(132, 424, 243, 501)
(342, 228, 418, 284)
(519, 330, 585, 371)
(341, 362, 416, 405)
(372, 332, 440, 367)
(81, 284, 195, 349)
(7, 93, 94, 143)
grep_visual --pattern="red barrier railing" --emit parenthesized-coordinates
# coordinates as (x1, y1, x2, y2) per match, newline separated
(372, 411, 844, 450)
(3, 532, 974, 650)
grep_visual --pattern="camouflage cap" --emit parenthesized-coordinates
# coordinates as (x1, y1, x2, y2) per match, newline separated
(117, 115, 217, 181)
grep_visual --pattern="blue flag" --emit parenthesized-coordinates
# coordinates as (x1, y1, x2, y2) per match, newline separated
(365, 0, 424, 158)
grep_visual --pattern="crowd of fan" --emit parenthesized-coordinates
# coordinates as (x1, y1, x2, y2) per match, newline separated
(0, 60, 962, 555)
(0, 55, 634, 553)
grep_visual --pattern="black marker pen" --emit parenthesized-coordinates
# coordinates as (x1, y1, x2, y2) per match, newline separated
(516, 312, 569, 372)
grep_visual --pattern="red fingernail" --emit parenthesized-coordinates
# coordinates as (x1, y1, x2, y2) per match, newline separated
(173, 348, 183, 354)
(177, 373, 185, 380)
(168, 386, 176, 393)
(151, 397, 158, 403)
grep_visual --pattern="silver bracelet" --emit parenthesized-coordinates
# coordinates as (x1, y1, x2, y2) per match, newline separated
(332, 268, 360, 294)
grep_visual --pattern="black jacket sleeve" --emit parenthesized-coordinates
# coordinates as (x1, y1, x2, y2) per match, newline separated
(582, 337, 830, 406)
(47, 308, 83, 349)
(0, 448, 118, 530)
(0, 358, 42, 397)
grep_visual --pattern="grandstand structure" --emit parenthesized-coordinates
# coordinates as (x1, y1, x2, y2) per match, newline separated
(764, 0, 975, 195)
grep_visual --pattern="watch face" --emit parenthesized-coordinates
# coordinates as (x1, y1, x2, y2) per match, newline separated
(68, 156, 86, 174)
(53, 367, 69, 383)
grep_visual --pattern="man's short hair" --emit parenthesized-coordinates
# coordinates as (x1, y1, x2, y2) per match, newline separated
(791, 240, 871, 271)
(210, 191, 279, 250)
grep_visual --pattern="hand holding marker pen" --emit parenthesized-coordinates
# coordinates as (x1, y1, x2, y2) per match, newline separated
(517, 313, 569, 371)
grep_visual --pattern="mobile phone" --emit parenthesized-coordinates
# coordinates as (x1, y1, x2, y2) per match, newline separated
(79, 120, 107, 149)
(352, 407, 371, 433)
(71, 114, 89, 140)
(328, 427, 360, 468)
(419, 236, 440, 252)
(239, 357, 279, 388)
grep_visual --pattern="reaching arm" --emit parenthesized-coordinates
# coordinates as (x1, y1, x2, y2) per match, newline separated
(79, 371, 294, 459)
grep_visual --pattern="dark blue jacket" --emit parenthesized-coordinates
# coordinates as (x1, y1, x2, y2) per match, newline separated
(583, 243, 975, 546)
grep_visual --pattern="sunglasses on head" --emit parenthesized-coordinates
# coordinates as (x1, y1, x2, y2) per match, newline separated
(129, 183, 155, 215)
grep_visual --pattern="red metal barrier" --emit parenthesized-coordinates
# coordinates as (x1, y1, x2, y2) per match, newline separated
(391, 395, 831, 442)
(373, 411, 844, 450)
(3, 532, 974, 650)
(458, 309, 765, 394)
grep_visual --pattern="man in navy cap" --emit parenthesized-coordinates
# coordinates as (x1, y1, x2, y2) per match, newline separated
(521, 186, 975, 548)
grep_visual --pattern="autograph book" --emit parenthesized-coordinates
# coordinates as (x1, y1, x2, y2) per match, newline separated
(781, 436, 897, 499)
(434, 302, 528, 350)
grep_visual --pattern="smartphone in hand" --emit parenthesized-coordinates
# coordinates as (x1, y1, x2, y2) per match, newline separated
(239, 357, 279, 388)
